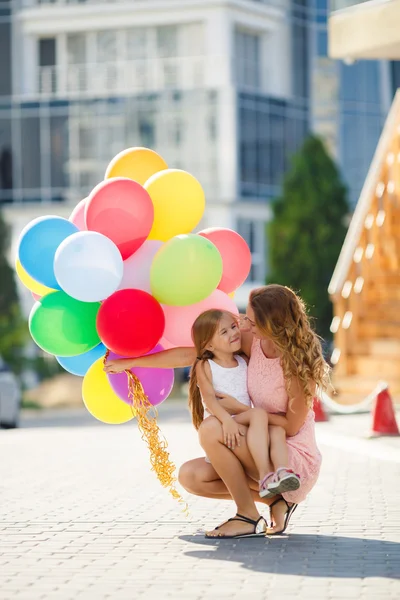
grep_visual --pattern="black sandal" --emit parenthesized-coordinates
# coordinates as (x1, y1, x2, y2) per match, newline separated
(267, 497, 298, 535)
(205, 513, 267, 539)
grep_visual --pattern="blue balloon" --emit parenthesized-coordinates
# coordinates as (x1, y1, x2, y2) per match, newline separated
(56, 343, 107, 377)
(18, 216, 79, 289)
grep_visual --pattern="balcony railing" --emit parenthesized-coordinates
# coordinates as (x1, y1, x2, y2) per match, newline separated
(38, 56, 226, 96)
(21, 0, 285, 7)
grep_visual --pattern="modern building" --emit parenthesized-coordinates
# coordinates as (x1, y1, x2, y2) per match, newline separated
(1, 0, 311, 310)
(2, 0, 398, 312)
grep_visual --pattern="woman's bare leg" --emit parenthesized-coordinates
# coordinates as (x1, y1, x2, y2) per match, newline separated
(178, 458, 273, 506)
(197, 417, 268, 536)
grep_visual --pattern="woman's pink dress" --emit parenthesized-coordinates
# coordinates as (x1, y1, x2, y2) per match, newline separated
(247, 339, 322, 504)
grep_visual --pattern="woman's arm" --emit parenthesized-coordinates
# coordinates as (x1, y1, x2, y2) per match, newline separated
(104, 347, 196, 373)
(268, 376, 314, 437)
(215, 393, 251, 415)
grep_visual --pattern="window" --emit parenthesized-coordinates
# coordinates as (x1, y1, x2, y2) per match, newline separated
(21, 116, 41, 193)
(67, 34, 86, 65)
(235, 30, 261, 90)
(126, 28, 148, 60)
(157, 26, 178, 58)
(238, 93, 308, 199)
(96, 30, 117, 63)
(0, 20, 12, 97)
(237, 218, 266, 283)
(139, 115, 155, 147)
(0, 115, 12, 202)
(39, 38, 56, 67)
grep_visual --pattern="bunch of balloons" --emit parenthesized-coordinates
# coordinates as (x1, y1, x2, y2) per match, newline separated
(16, 147, 252, 425)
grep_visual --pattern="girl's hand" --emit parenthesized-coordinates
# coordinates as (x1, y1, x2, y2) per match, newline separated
(103, 359, 133, 374)
(222, 417, 245, 450)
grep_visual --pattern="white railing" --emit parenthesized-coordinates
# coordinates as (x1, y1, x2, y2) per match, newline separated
(38, 55, 226, 96)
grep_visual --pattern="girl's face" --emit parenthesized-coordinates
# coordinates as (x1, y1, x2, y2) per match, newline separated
(207, 313, 241, 355)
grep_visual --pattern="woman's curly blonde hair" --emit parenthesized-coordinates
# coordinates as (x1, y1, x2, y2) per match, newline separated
(250, 285, 330, 409)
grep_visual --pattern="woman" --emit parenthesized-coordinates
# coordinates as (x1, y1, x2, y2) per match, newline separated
(105, 285, 329, 538)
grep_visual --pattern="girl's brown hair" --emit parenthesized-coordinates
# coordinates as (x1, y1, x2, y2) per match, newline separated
(250, 285, 330, 409)
(188, 309, 228, 430)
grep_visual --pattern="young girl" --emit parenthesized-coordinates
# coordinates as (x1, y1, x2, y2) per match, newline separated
(188, 309, 300, 501)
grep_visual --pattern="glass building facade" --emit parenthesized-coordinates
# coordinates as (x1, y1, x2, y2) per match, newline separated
(312, 0, 400, 206)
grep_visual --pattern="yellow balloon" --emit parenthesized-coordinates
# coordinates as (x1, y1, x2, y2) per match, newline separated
(15, 258, 55, 296)
(82, 358, 135, 425)
(105, 147, 168, 186)
(145, 169, 205, 242)
(228, 291, 235, 299)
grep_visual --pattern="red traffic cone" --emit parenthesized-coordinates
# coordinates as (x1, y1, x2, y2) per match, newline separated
(371, 388, 400, 436)
(313, 396, 329, 422)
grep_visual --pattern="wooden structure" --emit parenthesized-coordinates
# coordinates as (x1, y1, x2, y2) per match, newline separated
(329, 90, 400, 402)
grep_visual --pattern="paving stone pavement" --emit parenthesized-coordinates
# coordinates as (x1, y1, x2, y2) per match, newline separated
(1, 404, 399, 600)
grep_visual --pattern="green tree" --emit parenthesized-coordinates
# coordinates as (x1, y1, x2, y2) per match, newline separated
(0, 209, 26, 372)
(268, 135, 349, 340)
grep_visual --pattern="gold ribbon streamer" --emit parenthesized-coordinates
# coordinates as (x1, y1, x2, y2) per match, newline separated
(104, 350, 187, 513)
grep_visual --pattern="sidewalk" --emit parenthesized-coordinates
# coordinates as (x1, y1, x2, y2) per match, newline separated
(1, 403, 399, 599)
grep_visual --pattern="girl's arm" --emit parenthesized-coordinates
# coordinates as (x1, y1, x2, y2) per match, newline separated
(267, 376, 313, 437)
(197, 363, 244, 448)
(196, 362, 233, 425)
(104, 347, 196, 373)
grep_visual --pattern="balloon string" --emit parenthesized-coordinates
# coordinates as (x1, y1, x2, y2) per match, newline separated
(125, 370, 188, 515)
(103, 348, 187, 514)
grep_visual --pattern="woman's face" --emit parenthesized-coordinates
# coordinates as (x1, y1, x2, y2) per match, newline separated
(243, 305, 264, 339)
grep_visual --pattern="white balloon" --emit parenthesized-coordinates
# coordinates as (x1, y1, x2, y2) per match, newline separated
(54, 231, 123, 302)
(118, 239, 163, 293)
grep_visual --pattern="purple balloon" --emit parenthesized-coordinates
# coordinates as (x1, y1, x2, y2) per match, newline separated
(106, 344, 174, 407)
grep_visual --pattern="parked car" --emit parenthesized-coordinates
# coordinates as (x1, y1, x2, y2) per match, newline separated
(0, 360, 21, 429)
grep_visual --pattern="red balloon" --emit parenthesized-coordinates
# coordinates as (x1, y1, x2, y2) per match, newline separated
(97, 289, 165, 356)
(198, 228, 251, 294)
(85, 178, 154, 260)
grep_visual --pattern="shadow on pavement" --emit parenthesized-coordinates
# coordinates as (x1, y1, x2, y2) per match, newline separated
(179, 533, 399, 579)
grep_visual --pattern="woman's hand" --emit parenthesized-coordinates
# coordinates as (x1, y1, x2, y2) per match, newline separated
(103, 359, 134, 374)
(216, 393, 250, 414)
(222, 417, 245, 450)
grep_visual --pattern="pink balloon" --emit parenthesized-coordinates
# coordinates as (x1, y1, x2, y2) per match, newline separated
(118, 240, 163, 294)
(159, 336, 177, 350)
(163, 289, 238, 347)
(198, 228, 251, 294)
(69, 198, 88, 231)
(32, 292, 41, 301)
(85, 178, 154, 260)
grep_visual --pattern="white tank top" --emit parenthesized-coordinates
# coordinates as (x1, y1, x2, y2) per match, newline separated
(202, 355, 252, 419)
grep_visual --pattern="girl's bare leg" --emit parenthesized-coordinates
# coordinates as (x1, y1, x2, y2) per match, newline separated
(234, 408, 273, 482)
(268, 425, 289, 470)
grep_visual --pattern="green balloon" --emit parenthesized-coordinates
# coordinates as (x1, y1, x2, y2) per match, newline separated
(29, 291, 101, 356)
(151, 234, 223, 306)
